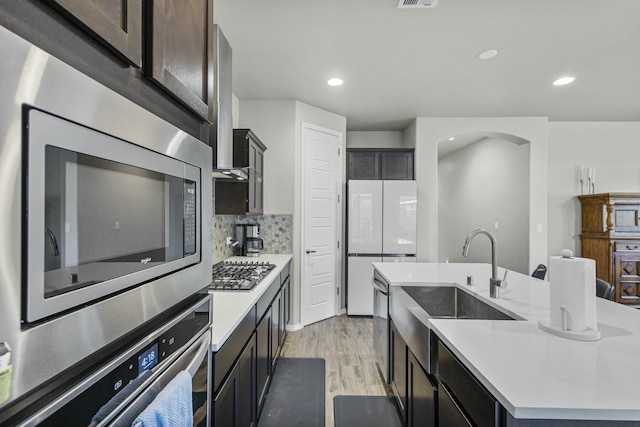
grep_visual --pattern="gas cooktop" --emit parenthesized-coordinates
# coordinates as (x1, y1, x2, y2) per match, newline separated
(211, 260, 276, 291)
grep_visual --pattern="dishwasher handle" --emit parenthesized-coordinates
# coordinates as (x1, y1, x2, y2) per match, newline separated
(372, 278, 389, 296)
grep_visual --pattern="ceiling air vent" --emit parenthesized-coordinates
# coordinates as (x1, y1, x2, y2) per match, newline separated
(397, 0, 439, 8)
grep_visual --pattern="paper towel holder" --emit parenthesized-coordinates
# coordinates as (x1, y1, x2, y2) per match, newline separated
(538, 318, 601, 341)
(538, 250, 602, 341)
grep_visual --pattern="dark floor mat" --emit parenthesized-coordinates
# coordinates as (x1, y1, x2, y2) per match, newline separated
(258, 358, 325, 427)
(334, 395, 403, 427)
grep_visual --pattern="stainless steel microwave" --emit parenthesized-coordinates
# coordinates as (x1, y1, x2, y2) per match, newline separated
(25, 108, 202, 323)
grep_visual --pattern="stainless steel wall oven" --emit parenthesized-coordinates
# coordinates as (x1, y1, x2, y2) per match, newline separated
(0, 25, 213, 422)
(16, 295, 212, 427)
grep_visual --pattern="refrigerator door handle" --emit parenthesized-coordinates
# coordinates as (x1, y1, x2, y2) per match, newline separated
(372, 278, 389, 296)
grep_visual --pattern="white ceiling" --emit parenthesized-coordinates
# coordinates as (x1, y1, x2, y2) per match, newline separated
(215, 0, 640, 131)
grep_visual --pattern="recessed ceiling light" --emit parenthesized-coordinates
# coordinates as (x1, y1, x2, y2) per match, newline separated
(553, 76, 575, 86)
(448, 137, 456, 141)
(478, 49, 498, 60)
(327, 78, 343, 87)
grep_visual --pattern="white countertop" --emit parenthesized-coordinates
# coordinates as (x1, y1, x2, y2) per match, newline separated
(210, 254, 292, 351)
(373, 262, 640, 422)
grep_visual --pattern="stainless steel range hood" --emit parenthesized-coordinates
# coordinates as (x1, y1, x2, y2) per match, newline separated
(211, 25, 247, 180)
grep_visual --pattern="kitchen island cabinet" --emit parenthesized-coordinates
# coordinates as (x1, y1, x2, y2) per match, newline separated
(390, 318, 438, 427)
(390, 320, 407, 422)
(210, 254, 292, 427)
(375, 262, 640, 426)
(407, 350, 437, 427)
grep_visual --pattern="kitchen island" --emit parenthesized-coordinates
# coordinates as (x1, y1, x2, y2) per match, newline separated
(374, 262, 640, 426)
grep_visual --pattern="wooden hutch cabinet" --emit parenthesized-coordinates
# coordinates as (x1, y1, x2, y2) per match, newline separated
(578, 193, 640, 305)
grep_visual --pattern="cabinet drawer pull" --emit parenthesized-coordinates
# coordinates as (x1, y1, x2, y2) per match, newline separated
(626, 245, 639, 250)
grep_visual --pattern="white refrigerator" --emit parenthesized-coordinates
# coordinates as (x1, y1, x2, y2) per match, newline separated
(347, 180, 417, 315)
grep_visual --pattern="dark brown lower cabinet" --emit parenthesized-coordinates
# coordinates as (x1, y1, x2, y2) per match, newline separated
(280, 275, 290, 346)
(271, 290, 282, 372)
(390, 319, 407, 422)
(408, 351, 437, 427)
(211, 260, 292, 427)
(438, 381, 473, 427)
(256, 306, 272, 416)
(214, 334, 257, 427)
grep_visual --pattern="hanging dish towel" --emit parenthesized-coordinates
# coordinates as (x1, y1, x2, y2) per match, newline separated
(132, 370, 193, 427)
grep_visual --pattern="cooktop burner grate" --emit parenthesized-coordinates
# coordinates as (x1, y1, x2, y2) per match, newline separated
(211, 260, 276, 291)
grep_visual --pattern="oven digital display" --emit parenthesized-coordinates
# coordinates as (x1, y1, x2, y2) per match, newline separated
(138, 343, 158, 375)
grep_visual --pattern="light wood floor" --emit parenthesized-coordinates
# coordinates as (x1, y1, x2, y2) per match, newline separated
(280, 314, 389, 427)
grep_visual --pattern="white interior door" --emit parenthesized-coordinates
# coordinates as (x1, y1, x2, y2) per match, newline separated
(301, 123, 342, 326)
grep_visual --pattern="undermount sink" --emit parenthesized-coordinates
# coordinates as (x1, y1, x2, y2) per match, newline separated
(401, 285, 518, 320)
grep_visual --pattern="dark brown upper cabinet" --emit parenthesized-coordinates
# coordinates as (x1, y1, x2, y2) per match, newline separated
(347, 149, 414, 180)
(215, 129, 267, 215)
(46, 0, 142, 67)
(146, 0, 214, 122)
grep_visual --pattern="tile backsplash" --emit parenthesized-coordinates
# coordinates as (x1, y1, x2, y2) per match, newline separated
(212, 214, 293, 263)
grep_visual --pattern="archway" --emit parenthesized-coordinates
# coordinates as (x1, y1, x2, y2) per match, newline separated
(437, 131, 530, 274)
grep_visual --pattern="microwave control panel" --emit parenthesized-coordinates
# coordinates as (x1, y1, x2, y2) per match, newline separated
(183, 180, 197, 255)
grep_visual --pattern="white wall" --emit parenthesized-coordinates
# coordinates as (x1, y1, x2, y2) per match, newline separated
(232, 92, 240, 127)
(438, 137, 530, 274)
(403, 120, 417, 148)
(547, 122, 640, 258)
(346, 131, 404, 148)
(238, 100, 296, 214)
(414, 117, 548, 273)
(237, 99, 346, 327)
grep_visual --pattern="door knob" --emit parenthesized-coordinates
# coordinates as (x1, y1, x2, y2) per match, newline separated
(306, 249, 317, 254)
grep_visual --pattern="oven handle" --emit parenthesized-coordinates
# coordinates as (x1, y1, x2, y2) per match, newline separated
(186, 332, 210, 377)
(372, 278, 389, 296)
(108, 330, 211, 427)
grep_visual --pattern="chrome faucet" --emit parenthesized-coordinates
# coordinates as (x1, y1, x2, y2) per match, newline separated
(462, 228, 507, 298)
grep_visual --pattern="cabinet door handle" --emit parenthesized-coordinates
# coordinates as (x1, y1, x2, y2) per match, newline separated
(306, 249, 317, 254)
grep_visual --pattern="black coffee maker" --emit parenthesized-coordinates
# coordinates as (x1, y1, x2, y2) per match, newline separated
(235, 224, 263, 257)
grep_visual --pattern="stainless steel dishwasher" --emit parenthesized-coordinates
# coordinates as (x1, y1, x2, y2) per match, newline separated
(372, 269, 390, 384)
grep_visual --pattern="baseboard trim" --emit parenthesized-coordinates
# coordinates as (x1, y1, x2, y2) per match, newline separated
(286, 323, 303, 332)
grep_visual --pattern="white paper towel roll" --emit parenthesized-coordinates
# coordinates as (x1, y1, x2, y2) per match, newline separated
(548, 255, 597, 332)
